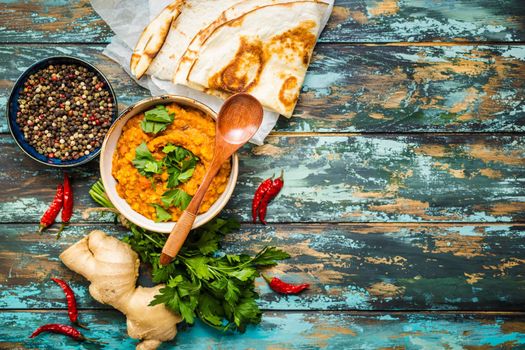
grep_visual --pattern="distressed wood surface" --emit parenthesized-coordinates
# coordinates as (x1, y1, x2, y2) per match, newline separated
(1, 44, 524, 134)
(0, 311, 524, 349)
(1, 0, 525, 346)
(1, 0, 524, 44)
(0, 223, 524, 311)
(0, 134, 523, 224)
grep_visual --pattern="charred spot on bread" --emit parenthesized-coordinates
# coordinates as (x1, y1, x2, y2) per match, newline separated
(278, 76, 299, 109)
(208, 36, 264, 93)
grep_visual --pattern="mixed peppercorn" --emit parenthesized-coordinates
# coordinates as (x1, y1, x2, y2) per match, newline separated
(16, 64, 114, 161)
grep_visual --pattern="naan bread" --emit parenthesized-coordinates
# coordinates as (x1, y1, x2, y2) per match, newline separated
(174, 1, 329, 117)
(133, 0, 298, 81)
(145, 0, 242, 80)
(130, 1, 183, 79)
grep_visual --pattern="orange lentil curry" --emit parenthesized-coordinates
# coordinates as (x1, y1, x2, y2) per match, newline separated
(112, 103, 231, 222)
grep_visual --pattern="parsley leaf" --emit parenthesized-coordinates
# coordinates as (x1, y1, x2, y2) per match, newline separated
(252, 246, 291, 266)
(162, 143, 177, 154)
(140, 105, 175, 134)
(87, 180, 291, 334)
(163, 143, 199, 188)
(121, 217, 289, 332)
(161, 188, 192, 210)
(151, 204, 172, 222)
(132, 142, 163, 177)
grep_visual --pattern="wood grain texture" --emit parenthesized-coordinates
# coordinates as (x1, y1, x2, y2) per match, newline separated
(0, 134, 523, 224)
(1, 44, 524, 134)
(1, 0, 524, 43)
(1, 223, 523, 310)
(0, 311, 524, 349)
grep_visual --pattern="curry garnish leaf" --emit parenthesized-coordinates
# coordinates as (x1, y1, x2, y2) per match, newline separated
(151, 203, 172, 222)
(163, 143, 199, 188)
(132, 142, 163, 177)
(161, 188, 192, 210)
(89, 181, 290, 333)
(121, 216, 289, 332)
(141, 105, 175, 134)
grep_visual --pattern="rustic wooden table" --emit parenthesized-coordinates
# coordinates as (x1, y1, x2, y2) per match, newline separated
(1, 0, 524, 349)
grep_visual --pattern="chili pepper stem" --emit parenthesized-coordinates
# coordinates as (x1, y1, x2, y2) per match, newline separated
(75, 321, 89, 330)
(84, 336, 107, 344)
(261, 274, 273, 284)
(56, 223, 68, 239)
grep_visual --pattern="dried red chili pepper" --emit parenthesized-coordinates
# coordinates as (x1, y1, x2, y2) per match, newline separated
(258, 170, 284, 225)
(252, 174, 274, 223)
(30, 324, 83, 340)
(58, 174, 73, 238)
(51, 278, 87, 329)
(29, 324, 103, 344)
(38, 184, 64, 233)
(262, 274, 309, 294)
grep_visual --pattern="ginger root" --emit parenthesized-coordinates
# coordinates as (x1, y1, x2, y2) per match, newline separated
(60, 230, 181, 350)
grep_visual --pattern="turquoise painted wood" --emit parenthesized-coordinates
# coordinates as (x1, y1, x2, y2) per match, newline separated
(0, 223, 524, 311)
(1, 0, 525, 348)
(1, 0, 524, 43)
(0, 135, 523, 224)
(0, 311, 524, 349)
(1, 44, 524, 133)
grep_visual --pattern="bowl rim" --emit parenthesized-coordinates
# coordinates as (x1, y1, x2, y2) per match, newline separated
(6, 55, 118, 168)
(100, 94, 239, 233)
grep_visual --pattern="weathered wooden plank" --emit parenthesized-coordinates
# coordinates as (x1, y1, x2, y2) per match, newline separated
(0, 134, 523, 224)
(1, 0, 524, 43)
(1, 223, 523, 310)
(1, 44, 524, 133)
(0, 310, 523, 349)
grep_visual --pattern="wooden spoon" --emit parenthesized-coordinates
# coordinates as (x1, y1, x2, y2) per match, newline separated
(160, 93, 263, 265)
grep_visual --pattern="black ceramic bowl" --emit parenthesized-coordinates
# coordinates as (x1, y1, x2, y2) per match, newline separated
(6, 56, 118, 167)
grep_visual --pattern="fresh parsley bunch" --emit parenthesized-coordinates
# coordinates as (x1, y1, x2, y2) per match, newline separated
(91, 180, 290, 331)
(123, 218, 290, 332)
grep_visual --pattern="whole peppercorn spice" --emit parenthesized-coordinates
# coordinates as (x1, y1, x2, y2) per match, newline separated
(16, 64, 114, 161)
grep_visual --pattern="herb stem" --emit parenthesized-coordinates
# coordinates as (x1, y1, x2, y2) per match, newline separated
(142, 231, 164, 249)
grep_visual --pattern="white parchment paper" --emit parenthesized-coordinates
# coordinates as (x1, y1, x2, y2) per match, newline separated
(90, 0, 333, 145)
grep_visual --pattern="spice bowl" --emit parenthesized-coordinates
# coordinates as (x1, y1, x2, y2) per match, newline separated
(99, 95, 239, 233)
(7, 56, 118, 167)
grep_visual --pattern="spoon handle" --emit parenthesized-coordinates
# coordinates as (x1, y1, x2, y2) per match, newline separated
(160, 210, 196, 264)
(160, 157, 223, 265)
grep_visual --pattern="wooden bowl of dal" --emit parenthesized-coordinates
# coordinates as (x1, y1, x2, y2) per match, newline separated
(100, 95, 239, 233)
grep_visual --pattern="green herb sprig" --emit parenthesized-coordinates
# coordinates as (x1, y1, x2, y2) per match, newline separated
(89, 180, 290, 332)
(162, 143, 199, 189)
(131, 142, 199, 218)
(141, 105, 175, 134)
(132, 142, 163, 177)
(124, 219, 289, 332)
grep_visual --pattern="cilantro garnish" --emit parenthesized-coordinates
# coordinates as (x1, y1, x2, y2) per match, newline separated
(132, 142, 163, 177)
(90, 180, 290, 332)
(163, 143, 199, 188)
(151, 204, 172, 222)
(121, 218, 290, 332)
(161, 188, 192, 210)
(131, 142, 199, 212)
(140, 105, 175, 134)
